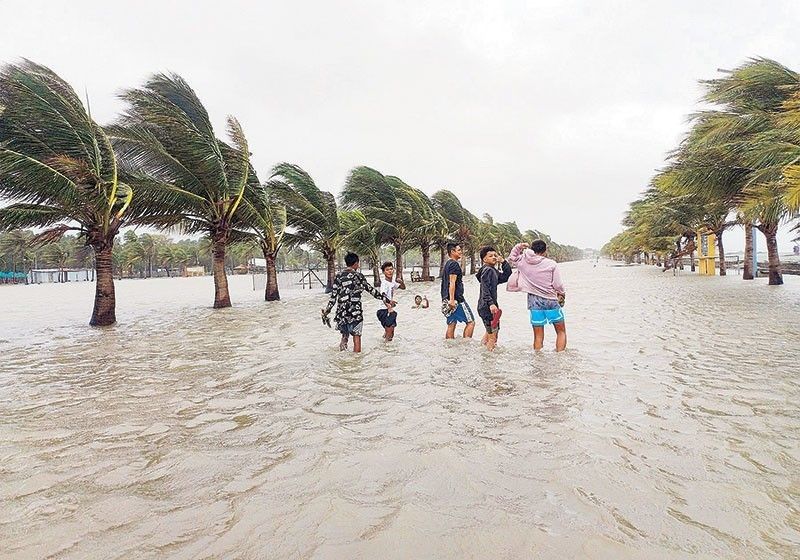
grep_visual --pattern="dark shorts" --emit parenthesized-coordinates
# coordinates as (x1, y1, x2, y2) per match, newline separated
(376, 308, 397, 328)
(478, 307, 500, 334)
(337, 321, 363, 336)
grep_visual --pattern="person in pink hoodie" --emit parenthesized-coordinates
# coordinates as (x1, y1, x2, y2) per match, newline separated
(507, 239, 567, 351)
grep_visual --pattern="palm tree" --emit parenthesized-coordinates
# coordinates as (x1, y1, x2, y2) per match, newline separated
(0, 61, 133, 325)
(341, 166, 429, 283)
(340, 209, 383, 286)
(270, 163, 341, 292)
(431, 189, 473, 275)
(42, 237, 76, 282)
(740, 183, 792, 284)
(237, 180, 287, 300)
(413, 192, 447, 281)
(109, 72, 254, 307)
(0, 229, 36, 273)
(701, 58, 800, 284)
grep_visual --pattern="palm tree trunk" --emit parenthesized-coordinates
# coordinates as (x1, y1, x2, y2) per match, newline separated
(212, 239, 232, 308)
(325, 252, 336, 293)
(394, 242, 405, 283)
(90, 241, 116, 326)
(438, 246, 445, 278)
(421, 243, 431, 280)
(371, 258, 380, 287)
(264, 250, 280, 301)
(690, 250, 695, 272)
(716, 230, 726, 276)
(469, 252, 476, 275)
(758, 224, 783, 285)
(743, 223, 754, 280)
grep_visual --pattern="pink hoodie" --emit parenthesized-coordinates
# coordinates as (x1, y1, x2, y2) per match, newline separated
(507, 243, 565, 300)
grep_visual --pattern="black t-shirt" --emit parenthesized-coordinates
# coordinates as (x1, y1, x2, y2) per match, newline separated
(440, 259, 465, 302)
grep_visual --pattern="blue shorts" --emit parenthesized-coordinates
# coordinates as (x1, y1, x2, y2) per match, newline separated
(445, 301, 475, 324)
(528, 294, 564, 326)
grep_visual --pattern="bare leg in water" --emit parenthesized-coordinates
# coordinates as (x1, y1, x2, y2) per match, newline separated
(533, 326, 545, 350)
(339, 333, 349, 351)
(533, 323, 567, 351)
(554, 322, 567, 351)
(463, 321, 475, 338)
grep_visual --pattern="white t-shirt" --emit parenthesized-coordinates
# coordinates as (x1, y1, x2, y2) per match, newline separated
(380, 277, 400, 301)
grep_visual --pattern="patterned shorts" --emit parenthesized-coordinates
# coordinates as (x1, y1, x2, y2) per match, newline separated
(338, 321, 363, 336)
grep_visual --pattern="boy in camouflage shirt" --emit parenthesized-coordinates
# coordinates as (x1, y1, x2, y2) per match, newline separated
(322, 252, 392, 352)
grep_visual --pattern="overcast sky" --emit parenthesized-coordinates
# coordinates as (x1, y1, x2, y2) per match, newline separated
(2, 0, 799, 251)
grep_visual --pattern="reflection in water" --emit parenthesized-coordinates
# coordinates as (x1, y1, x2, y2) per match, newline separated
(1, 262, 799, 558)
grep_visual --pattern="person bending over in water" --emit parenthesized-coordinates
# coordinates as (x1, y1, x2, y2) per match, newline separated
(322, 252, 392, 353)
(507, 239, 567, 351)
(440, 242, 476, 339)
(476, 246, 512, 351)
(412, 295, 429, 309)
(376, 261, 406, 342)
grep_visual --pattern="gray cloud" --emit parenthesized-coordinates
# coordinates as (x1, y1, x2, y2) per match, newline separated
(2, 0, 799, 250)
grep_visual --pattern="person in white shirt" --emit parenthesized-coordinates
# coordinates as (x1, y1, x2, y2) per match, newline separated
(376, 261, 406, 341)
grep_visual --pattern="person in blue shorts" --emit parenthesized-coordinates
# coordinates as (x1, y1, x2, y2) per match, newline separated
(507, 239, 567, 351)
(440, 242, 475, 339)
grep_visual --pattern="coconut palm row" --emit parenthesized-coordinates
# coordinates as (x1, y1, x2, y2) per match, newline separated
(603, 58, 800, 285)
(0, 60, 581, 326)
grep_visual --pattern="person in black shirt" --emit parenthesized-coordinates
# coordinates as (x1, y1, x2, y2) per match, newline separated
(476, 245, 512, 351)
(322, 252, 392, 352)
(440, 242, 475, 339)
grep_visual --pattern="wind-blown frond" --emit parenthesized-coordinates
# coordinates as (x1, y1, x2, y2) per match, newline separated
(0, 203, 75, 231)
(0, 60, 127, 241)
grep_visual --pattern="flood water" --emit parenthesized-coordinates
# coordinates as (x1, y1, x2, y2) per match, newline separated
(1, 262, 799, 559)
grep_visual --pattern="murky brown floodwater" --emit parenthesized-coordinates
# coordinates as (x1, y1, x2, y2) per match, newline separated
(1, 262, 799, 559)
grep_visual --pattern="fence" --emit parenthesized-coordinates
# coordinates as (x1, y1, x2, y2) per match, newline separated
(0, 271, 28, 284)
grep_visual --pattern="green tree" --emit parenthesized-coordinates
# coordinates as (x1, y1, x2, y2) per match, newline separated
(0, 61, 133, 325)
(340, 209, 383, 286)
(270, 163, 342, 292)
(341, 166, 431, 283)
(110, 73, 253, 306)
(237, 180, 287, 300)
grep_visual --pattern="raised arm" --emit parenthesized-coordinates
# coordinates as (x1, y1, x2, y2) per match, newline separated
(497, 260, 512, 284)
(507, 242, 527, 265)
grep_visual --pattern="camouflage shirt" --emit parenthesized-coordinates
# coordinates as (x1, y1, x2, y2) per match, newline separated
(324, 268, 389, 327)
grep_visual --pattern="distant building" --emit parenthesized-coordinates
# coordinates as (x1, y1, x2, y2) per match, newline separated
(248, 258, 267, 272)
(185, 266, 205, 277)
(28, 268, 93, 283)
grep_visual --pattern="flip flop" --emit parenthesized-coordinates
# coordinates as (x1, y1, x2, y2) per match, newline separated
(321, 310, 332, 328)
(490, 308, 503, 329)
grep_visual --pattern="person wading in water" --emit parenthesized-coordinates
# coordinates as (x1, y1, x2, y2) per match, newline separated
(440, 242, 476, 340)
(322, 252, 393, 353)
(507, 239, 567, 351)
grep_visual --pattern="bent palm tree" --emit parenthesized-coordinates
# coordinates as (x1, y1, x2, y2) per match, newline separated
(340, 209, 383, 286)
(342, 167, 430, 283)
(237, 179, 287, 300)
(271, 163, 342, 292)
(110, 73, 253, 307)
(0, 60, 133, 325)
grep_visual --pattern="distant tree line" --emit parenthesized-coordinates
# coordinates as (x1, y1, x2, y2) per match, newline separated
(604, 58, 800, 285)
